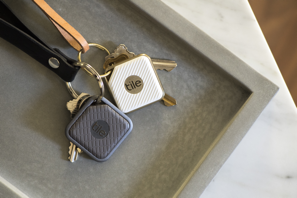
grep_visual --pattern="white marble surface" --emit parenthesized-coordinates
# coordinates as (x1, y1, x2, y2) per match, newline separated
(162, 0, 297, 197)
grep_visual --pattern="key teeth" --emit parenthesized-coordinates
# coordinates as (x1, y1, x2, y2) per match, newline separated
(66, 93, 90, 118)
(152, 60, 177, 72)
(68, 142, 82, 163)
(164, 67, 176, 72)
(67, 99, 79, 114)
(68, 142, 73, 155)
(77, 148, 82, 153)
(103, 44, 136, 70)
(105, 44, 136, 60)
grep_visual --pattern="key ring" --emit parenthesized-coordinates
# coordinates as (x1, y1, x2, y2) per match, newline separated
(66, 62, 104, 102)
(66, 43, 111, 102)
(78, 43, 111, 78)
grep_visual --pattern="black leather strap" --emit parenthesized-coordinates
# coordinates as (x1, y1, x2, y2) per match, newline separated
(0, 0, 79, 82)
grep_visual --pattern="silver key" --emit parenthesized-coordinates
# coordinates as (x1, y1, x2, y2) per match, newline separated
(67, 93, 91, 118)
(75, 148, 82, 161)
(68, 142, 83, 163)
(68, 142, 77, 163)
(66, 93, 90, 162)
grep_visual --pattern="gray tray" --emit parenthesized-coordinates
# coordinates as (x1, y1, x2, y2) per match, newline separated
(0, 0, 278, 198)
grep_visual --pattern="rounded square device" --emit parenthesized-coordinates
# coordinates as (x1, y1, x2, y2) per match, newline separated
(107, 54, 165, 113)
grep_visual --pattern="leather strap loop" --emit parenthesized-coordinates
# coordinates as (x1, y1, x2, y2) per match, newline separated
(32, 0, 89, 53)
(0, 0, 79, 82)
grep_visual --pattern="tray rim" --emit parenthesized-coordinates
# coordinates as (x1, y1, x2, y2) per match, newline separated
(127, 0, 279, 197)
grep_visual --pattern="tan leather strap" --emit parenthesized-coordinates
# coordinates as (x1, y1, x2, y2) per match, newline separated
(32, 0, 89, 53)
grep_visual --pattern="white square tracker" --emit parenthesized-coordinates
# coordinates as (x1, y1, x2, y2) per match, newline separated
(107, 54, 165, 113)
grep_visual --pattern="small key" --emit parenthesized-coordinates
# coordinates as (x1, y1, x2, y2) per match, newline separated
(66, 93, 91, 162)
(104, 44, 177, 72)
(103, 44, 177, 113)
(68, 142, 83, 163)
(68, 142, 77, 162)
(67, 93, 91, 118)
(75, 147, 82, 161)
(103, 44, 135, 70)
(66, 96, 133, 162)
(151, 58, 177, 72)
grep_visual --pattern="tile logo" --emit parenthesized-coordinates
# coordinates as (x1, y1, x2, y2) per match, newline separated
(124, 75, 144, 94)
(91, 120, 110, 139)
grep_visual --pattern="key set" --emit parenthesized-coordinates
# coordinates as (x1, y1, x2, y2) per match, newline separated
(64, 43, 177, 162)
(0, 0, 177, 163)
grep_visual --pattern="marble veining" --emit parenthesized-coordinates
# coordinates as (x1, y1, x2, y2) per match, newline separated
(162, 0, 297, 197)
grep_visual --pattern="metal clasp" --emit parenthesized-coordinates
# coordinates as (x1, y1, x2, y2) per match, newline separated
(65, 43, 110, 102)
(66, 62, 104, 102)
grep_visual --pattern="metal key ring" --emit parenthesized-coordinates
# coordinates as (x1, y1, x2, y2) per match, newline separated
(66, 62, 104, 102)
(78, 43, 111, 78)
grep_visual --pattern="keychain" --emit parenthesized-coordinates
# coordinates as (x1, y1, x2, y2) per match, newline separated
(76, 43, 178, 113)
(0, 0, 133, 163)
(0, 0, 176, 163)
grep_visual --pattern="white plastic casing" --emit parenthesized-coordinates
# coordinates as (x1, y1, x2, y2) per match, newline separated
(108, 55, 165, 113)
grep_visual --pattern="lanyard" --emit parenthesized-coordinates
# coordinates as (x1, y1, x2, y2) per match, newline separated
(32, 0, 89, 53)
(0, 0, 86, 82)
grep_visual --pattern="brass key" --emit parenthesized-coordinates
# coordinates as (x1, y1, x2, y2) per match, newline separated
(151, 58, 177, 72)
(162, 93, 177, 106)
(103, 44, 135, 70)
(151, 59, 177, 107)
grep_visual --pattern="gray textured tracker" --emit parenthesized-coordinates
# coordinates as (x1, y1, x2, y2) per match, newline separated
(66, 96, 133, 161)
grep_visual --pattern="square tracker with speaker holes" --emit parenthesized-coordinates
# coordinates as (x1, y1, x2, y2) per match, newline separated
(108, 54, 165, 113)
